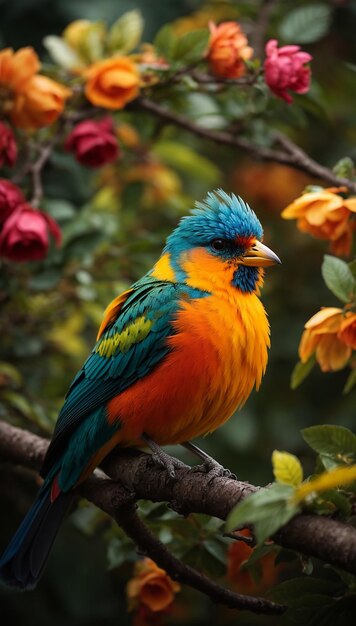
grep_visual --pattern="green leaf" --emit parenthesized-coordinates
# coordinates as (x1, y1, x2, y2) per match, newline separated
(321, 255, 356, 303)
(0, 362, 22, 387)
(279, 4, 332, 44)
(302, 425, 356, 460)
(203, 539, 228, 566)
(107, 536, 136, 569)
(320, 490, 352, 517)
(74, 21, 106, 63)
(226, 483, 299, 544)
(107, 10, 143, 54)
(269, 577, 336, 608)
(240, 543, 278, 571)
(2, 391, 53, 431)
(153, 24, 177, 59)
(253, 503, 298, 544)
(344, 369, 356, 395)
(43, 35, 82, 70)
(332, 157, 355, 180)
(43, 199, 76, 222)
(349, 259, 356, 281)
(172, 29, 209, 64)
(30, 269, 61, 291)
(291, 355, 316, 389)
(153, 141, 221, 185)
(318, 453, 340, 471)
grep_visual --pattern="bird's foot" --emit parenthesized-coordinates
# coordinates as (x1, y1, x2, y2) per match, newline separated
(182, 441, 236, 482)
(190, 458, 236, 481)
(142, 433, 187, 478)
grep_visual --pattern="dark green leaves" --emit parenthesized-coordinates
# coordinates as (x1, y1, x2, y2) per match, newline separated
(173, 29, 209, 64)
(322, 255, 356, 304)
(154, 25, 208, 64)
(226, 483, 300, 544)
(302, 425, 356, 463)
(291, 355, 316, 389)
(279, 4, 332, 44)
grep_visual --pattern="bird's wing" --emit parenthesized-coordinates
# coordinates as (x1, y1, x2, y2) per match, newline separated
(41, 277, 181, 476)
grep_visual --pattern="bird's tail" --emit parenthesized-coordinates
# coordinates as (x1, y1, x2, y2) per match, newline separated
(0, 481, 73, 590)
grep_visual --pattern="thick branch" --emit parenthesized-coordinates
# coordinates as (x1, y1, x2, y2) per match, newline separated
(134, 97, 356, 193)
(0, 423, 282, 615)
(1, 420, 356, 578)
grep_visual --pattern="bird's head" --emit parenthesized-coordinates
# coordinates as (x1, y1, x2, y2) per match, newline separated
(162, 190, 280, 294)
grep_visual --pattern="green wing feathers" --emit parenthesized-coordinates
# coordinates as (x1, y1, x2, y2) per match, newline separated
(41, 277, 181, 477)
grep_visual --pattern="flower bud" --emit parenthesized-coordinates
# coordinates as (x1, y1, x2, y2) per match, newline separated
(0, 204, 62, 262)
(65, 117, 119, 167)
(0, 122, 17, 167)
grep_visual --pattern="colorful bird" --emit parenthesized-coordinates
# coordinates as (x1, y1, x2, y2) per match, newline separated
(0, 190, 280, 589)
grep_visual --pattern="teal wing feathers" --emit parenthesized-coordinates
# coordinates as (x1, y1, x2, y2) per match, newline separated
(41, 277, 183, 478)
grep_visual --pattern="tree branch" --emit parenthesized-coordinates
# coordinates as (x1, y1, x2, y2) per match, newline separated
(0, 422, 283, 615)
(133, 97, 356, 193)
(1, 420, 356, 583)
(250, 0, 278, 59)
(113, 499, 285, 615)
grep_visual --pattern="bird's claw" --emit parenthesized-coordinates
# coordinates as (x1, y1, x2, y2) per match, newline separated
(148, 450, 186, 479)
(190, 460, 236, 482)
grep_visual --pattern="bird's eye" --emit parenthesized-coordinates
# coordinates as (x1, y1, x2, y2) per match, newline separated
(211, 239, 226, 251)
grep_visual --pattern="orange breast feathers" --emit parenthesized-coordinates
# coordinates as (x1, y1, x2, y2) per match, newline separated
(107, 248, 270, 446)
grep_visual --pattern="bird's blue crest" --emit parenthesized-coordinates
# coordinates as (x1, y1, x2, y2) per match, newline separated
(165, 190, 263, 253)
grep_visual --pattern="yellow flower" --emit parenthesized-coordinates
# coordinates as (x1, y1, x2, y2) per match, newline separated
(294, 465, 356, 503)
(126, 558, 180, 613)
(282, 187, 356, 256)
(299, 307, 354, 372)
(0, 47, 71, 129)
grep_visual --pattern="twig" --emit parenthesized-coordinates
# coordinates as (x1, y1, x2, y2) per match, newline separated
(133, 97, 356, 193)
(30, 141, 55, 207)
(113, 502, 285, 615)
(250, 0, 278, 58)
(1, 421, 356, 576)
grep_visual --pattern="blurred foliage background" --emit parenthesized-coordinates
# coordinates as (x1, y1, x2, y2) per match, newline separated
(0, 0, 355, 624)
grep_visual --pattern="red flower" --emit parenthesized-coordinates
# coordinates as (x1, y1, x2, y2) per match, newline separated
(0, 179, 25, 224)
(264, 39, 312, 104)
(65, 117, 120, 167)
(0, 204, 61, 262)
(0, 122, 17, 167)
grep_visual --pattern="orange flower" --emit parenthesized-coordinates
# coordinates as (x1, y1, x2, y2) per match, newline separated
(207, 21, 253, 79)
(299, 307, 354, 372)
(227, 530, 279, 595)
(126, 558, 180, 613)
(282, 188, 356, 256)
(85, 57, 140, 110)
(338, 314, 356, 350)
(0, 47, 71, 129)
(231, 162, 310, 212)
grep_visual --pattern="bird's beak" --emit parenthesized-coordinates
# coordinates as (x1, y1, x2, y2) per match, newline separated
(240, 240, 281, 267)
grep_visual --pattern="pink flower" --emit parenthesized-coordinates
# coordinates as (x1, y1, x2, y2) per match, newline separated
(0, 179, 25, 224)
(0, 122, 17, 167)
(264, 39, 312, 104)
(0, 204, 62, 262)
(65, 117, 119, 167)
